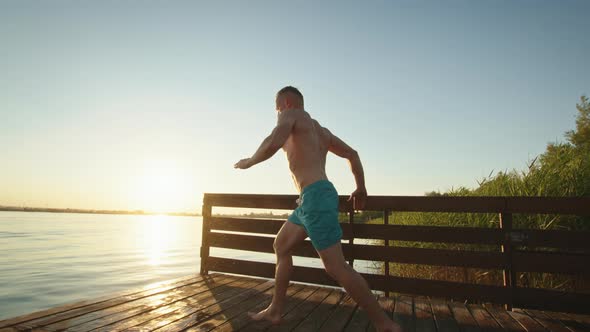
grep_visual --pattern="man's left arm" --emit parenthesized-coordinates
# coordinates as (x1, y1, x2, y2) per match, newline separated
(234, 111, 295, 169)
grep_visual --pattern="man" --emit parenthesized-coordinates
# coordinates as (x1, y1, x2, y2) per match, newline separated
(234, 86, 400, 332)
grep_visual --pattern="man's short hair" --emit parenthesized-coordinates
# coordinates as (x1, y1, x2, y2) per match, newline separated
(277, 86, 304, 105)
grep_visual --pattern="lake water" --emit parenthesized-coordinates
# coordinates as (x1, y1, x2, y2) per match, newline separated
(0, 211, 379, 320)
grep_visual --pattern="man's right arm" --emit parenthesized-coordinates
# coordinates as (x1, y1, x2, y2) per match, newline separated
(325, 128, 367, 209)
(234, 110, 296, 169)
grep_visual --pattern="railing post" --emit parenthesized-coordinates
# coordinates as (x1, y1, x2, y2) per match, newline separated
(348, 204, 355, 267)
(383, 209, 390, 297)
(500, 212, 515, 310)
(200, 198, 212, 275)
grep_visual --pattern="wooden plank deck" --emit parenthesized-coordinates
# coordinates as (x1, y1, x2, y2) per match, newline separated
(1, 273, 589, 332)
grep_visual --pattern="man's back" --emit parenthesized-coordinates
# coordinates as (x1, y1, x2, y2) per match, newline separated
(281, 109, 330, 192)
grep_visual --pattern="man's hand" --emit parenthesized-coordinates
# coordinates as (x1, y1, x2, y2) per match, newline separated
(348, 187, 367, 210)
(234, 158, 252, 169)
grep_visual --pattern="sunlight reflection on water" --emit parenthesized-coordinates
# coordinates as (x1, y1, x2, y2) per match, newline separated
(142, 215, 174, 266)
(0, 212, 201, 320)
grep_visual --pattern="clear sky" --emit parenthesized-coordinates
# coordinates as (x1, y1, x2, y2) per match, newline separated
(1, 1, 589, 213)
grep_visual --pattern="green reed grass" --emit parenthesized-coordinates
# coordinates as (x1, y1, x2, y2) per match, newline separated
(354, 96, 590, 296)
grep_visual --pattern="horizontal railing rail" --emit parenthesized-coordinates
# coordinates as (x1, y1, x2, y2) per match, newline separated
(200, 194, 590, 314)
(203, 193, 590, 214)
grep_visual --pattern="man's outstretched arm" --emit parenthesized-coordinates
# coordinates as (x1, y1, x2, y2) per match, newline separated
(325, 128, 367, 209)
(234, 111, 295, 169)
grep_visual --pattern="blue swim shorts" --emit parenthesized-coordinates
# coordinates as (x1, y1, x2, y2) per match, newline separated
(288, 180, 342, 251)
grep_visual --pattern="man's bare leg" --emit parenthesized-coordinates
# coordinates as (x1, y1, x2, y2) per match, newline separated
(248, 221, 307, 324)
(318, 243, 402, 332)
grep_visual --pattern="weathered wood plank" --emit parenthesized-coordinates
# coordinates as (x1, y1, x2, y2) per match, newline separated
(375, 276, 510, 305)
(209, 216, 284, 234)
(484, 306, 526, 332)
(467, 304, 503, 332)
(130, 277, 269, 331)
(429, 299, 460, 332)
(448, 301, 481, 332)
(40, 275, 237, 331)
(207, 257, 512, 304)
(177, 281, 277, 332)
(367, 296, 395, 332)
(210, 283, 306, 332)
(414, 297, 437, 332)
(112, 279, 263, 331)
(204, 194, 590, 215)
(210, 218, 506, 246)
(564, 312, 590, 329)
(208, 232, 317, 258)
(211, 218, 590, 250)
(514, 286, 590, 314)
(207, 256, 339, 287)
(510, 229, 590, 250)
(291, 290, 347, 332)
(364, 195, 509, 213)
(0, 274, 203, 329)
(393, 295, 415, 332)
(316, 294, 358, 331)
(504, 197, 590, 215)
(205, 193, 352, 212)
(351, 224, 504, 244)
(513, 251, 590, 274)
(13, 274, 217, 331)
(342, 294, 375, 332)
(61, 274, 238, 332)
(542, 310, 590, 332)
(507, 310, 546, 332)
(268, 287, 332, 332)
(352, 244, 505, 269)
(87, 276, 244, 332)
(240, 285, 318, 332)
(205, 193, 299, 210)
(209, 232, 506, 269)
(523, 309, 572, 332)
(364, 196, 494, 213)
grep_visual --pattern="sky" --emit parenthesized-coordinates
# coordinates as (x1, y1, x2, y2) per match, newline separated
(1, 1, 589, 213)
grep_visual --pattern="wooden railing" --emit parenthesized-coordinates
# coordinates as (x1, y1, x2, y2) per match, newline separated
(200, 194, 590, 314)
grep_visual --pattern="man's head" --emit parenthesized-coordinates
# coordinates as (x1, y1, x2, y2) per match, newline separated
(276, 86, 304, 112)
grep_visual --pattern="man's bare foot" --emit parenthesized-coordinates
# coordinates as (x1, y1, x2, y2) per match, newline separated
(247, 307, 283, 325)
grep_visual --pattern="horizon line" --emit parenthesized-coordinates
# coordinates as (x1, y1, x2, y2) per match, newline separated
(0, 205, 200, 217)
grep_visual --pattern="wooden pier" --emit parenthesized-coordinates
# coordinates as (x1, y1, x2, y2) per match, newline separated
(2, 194, 589, 331)
(2, 272, 590, 331)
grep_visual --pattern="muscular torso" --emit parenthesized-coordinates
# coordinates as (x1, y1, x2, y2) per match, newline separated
(281, 109, 330, 192)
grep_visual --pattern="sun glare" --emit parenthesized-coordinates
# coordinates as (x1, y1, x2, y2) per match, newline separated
(131, 160, 192, 213)
(142, 215, 173, 266)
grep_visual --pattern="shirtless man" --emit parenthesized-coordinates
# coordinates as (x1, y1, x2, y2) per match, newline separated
(234, 86, 401, 332)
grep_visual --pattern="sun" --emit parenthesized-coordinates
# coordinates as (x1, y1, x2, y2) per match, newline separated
(131, 160, 191, 213)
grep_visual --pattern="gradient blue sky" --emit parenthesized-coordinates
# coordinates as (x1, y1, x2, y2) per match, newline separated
(1, 1, 589, 213)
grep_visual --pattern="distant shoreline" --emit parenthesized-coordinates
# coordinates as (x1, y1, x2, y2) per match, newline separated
(0, 206, 199, 217)
(0, 206, 289, 219)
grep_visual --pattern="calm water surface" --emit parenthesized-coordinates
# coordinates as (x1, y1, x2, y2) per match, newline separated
(0, 211, 378, 320)
(0, 211, 204, 320)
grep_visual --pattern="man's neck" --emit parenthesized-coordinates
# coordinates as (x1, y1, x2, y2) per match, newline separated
(279, 107, 303, 113)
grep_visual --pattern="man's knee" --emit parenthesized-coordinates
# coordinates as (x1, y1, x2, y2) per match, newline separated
(273, 237, 290, 257)
(323, 259, 349, 279)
